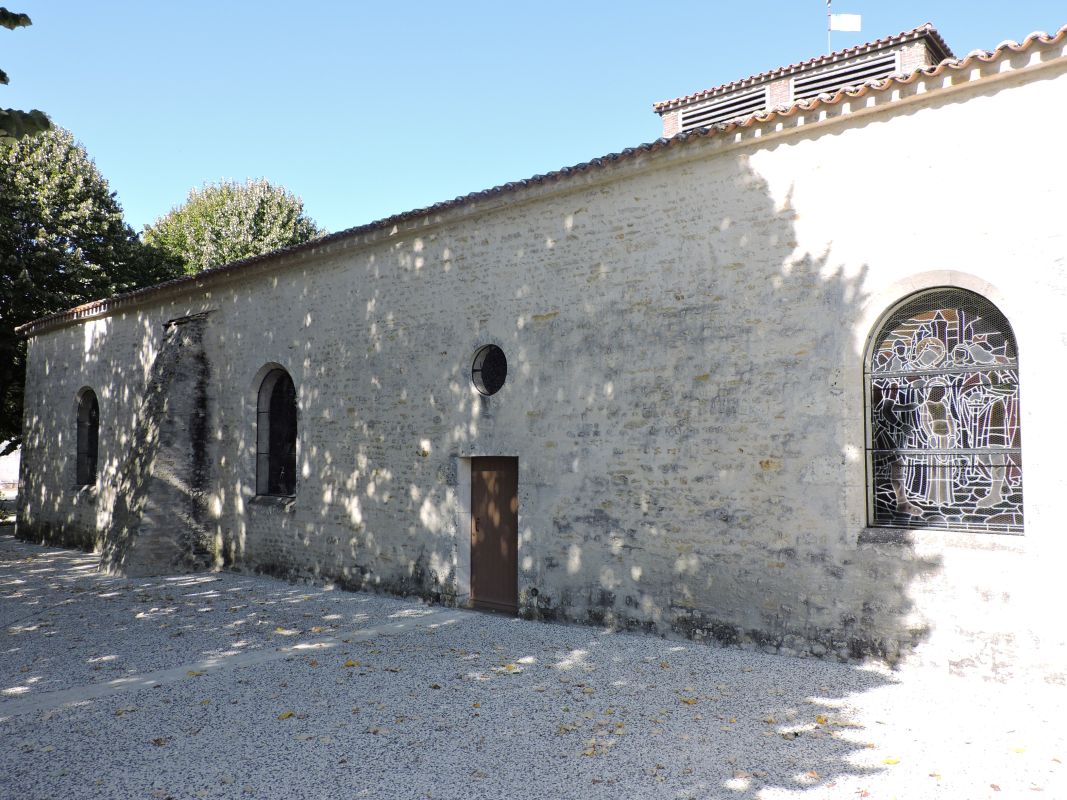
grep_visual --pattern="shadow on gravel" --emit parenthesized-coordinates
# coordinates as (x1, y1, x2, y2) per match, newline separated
(0, 536, 418, 703)
(489, 635, 900, 799)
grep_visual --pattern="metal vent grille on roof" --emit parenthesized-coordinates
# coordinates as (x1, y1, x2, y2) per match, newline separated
(793, 52, 898, 100)
(681, 87, 767, 131)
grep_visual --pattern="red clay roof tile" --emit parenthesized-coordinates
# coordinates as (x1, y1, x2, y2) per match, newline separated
(652, 23, 954, 113)
(16, 24, 1067, 337)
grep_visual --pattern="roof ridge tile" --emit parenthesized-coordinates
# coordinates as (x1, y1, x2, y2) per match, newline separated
(652, 23, 953, 112)
(16, 23, 1067, 338)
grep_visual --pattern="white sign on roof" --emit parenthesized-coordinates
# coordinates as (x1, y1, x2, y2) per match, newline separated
(830, 13, 862, 33)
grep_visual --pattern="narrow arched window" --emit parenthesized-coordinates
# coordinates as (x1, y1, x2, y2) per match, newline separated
(76, 389, 99, 487)
(866, 289, 1022, 533)
(256, 369, 297, 496)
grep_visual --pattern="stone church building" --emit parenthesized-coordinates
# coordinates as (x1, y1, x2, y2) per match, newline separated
(15, 24, 1067, 679)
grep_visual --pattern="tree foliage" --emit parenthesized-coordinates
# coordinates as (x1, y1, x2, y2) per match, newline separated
(1, 7, 50, 142)
(0, 128, 182, 453)
(143, 179, 324, 274)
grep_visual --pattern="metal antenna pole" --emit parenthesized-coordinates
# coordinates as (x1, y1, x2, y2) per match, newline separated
(827, 0, 832, 54)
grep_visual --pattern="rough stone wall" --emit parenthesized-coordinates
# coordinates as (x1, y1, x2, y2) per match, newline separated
(17, 50, 1067, 679)
(17, 313, 216, 575)
(103, 313, 215, 576)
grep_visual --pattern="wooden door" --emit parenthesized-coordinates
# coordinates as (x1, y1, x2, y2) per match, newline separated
(470, 457, 518, 614)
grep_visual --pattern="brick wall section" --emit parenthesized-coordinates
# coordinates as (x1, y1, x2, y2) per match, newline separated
(18, 51, 1067, 679)
(765, 78, 791, 110)
(899, 40, 936, 74)
(660, 110, 681, 138)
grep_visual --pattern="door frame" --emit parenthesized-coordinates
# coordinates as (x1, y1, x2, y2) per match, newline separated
(454, 455, 520, 610)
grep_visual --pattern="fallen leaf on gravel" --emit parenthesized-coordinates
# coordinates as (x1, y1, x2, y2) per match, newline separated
(882, 757, 900, 765)
(680, 697, 698, 705)
(344, 659, 359, 668)
(277, 711, 295, 720)
(472, 702, 481, 708)
(274, 627, 299, 636)
(815, 714, 828, 725)
(807, 770, 819, 778)
(430, 683, 441, 689)
(764, 716, 777, 724)
(582, 687, 594, 695)
(114, 707, 136, 717)
(558, 724, 578, 734)
(186, 671, 204, 677)
(307, 659, 319, 667)
(150, 737, 169, 747)
(660, 662, 670, 669)
(310, 626, 324, 633)
(199, 699, 210, 706)
(385, 667, 401, 673)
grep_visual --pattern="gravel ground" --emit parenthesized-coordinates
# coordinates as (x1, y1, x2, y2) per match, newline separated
(1, 534, 1064, 800)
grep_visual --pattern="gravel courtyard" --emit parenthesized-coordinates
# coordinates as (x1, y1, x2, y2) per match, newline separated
(1, 534, 1063, 800)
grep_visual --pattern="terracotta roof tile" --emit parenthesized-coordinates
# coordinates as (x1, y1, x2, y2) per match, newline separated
(16, 23, 1067, 338)
(652, 23, 954, 113)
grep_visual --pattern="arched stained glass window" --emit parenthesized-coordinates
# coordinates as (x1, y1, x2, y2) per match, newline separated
(76, 389, 99, 487)
(866, 289, 1023, 533)
(256, 369, 297, 496)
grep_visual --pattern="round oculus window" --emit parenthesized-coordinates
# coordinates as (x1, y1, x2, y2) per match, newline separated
(471, 344, 507, 396)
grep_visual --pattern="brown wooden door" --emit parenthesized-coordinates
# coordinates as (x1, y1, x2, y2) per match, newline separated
(470, 457, 518, 614)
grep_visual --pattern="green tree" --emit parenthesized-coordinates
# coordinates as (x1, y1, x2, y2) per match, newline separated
(1, 8, 49, 141)
(0, 128, 181, 454)
(143, 179, 324, 274)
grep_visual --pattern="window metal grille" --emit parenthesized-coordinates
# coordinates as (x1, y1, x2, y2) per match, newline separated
(793, 52, 898, 100)
(867, 289, 1022, 533)
(257, 369, 297, 496)
(680, 87, 768, 131)
(76, 390, 99, 487)
(472, 345, 507, 396)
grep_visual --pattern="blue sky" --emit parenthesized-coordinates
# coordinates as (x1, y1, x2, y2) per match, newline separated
(4, 1, 1064, 234)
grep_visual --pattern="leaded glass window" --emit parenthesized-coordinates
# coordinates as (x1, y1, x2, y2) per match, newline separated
(256, 369, 297, 496)
(867, 289, 1022, 533)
